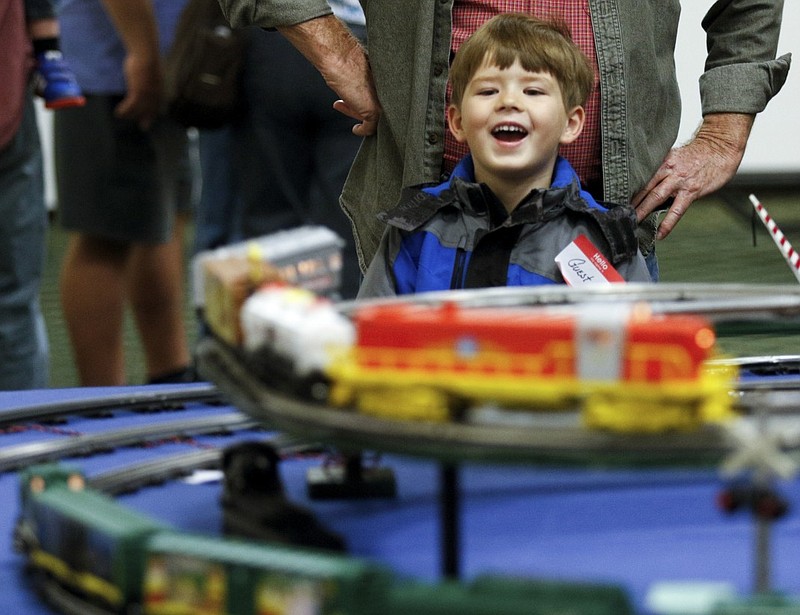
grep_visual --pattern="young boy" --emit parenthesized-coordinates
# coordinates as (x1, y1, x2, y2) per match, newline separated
(357, 13, 650, 298)
(26, 0, 85, 109)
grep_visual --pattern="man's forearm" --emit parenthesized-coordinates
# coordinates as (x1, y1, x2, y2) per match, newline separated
(98, 0, 161, 126)
(277, 15, 362, 79)
(694, 112, 754, 160)
(278, 15, 380, 135)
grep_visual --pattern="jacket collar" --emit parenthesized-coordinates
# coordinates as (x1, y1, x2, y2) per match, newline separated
(437, 154, 582, 192)
(445, 155, 589, 226)
(380, 154, 604, 231)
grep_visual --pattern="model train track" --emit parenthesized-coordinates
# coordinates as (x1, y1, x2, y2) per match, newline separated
(87, 434, 322, 496)
(339, 283, 800, 313)
(34, 575, 113, 615)
(198, 337, 763, 467)
(0, 411, 259, 473)
(339, 283, 800, 336)
(0, 382, 224, 429)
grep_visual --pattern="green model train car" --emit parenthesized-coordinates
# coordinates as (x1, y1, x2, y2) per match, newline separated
(387, 575, 635, 615)
(15, 464, 392, 615)
(15, 463, 168, 611)
(15, 462, 642, 615)
(710, 595, 800, 615)
(142, 531, 391, 614)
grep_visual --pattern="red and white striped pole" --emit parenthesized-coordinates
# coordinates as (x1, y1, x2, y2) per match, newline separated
(750, 193, 800, 284)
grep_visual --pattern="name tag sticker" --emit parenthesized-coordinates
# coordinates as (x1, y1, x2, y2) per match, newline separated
(555, 234, 625, 285)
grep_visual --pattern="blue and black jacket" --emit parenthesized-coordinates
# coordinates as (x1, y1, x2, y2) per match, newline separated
(357, 155, 651, 298)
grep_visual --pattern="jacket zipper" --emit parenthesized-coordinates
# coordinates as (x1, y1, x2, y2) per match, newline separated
(450, 247, 467, 289)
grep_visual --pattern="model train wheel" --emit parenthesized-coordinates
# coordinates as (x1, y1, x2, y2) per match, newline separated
(12, 519, 38, 555)
(32, 567, 118, 615)
(298, 372, 331, 403)
(328, 381, 356, 408)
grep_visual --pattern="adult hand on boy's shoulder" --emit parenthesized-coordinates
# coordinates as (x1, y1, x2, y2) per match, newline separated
(631, 112, 754, 240)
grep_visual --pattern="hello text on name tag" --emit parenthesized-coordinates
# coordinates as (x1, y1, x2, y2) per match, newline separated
(554, 234, 624, 286)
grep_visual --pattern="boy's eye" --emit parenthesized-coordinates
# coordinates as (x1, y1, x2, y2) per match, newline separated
(524, 88, 544, 96)
(477, 88, 497, 96)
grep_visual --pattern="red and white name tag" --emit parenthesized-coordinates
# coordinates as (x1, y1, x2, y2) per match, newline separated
(554, 234, 624, 285)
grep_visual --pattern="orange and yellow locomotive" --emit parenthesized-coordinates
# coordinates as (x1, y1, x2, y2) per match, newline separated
(239, 285, 737, 433)
(325, 301, 736, 432)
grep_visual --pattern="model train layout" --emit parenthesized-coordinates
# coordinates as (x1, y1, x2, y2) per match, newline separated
(10, 225, 800, 614)
(6, 382, 800, 615)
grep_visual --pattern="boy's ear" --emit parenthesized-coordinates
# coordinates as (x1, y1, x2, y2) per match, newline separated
(447, 104, 468, 143)
(560, 105, 585, 145)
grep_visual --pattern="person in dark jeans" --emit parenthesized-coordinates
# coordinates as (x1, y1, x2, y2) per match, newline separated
(194, 4, 366, 300)
(0, 0, 49, 388)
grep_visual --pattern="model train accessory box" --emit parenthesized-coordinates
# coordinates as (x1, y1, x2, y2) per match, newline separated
(192, 225, 345, 309)
(193, 226, 346, 345)
(203, 254, 282, 346)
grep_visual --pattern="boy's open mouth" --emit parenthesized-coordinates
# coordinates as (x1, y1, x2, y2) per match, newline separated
(491, 124, 528, 142)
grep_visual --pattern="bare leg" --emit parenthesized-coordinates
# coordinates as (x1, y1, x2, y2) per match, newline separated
(59, 233, 129, 386)
(127, 214, 192, 382)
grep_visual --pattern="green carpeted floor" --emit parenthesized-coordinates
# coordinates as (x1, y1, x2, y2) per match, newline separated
(42, 185, 800, 388)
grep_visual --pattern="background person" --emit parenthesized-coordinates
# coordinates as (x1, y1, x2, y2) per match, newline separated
(218, 0, 790, 283)
(194, 0, 366, 300)
(54, 0, 194, 386)
(0, 0, 50, 389)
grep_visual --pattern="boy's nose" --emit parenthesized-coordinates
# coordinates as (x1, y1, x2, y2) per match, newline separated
(498, 90, 522, 109)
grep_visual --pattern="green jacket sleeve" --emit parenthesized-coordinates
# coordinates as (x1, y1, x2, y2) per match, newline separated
(700, 0, 791, 114)
(218, 0, 332, 29)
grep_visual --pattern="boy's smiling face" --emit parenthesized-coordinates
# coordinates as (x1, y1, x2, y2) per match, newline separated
(447, 57, 584, 197)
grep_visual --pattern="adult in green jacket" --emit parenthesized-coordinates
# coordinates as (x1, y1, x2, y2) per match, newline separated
(219, 0, 791, 277)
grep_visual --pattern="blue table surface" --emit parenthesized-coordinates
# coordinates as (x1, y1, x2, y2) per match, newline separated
(2, 384, 800, 614)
